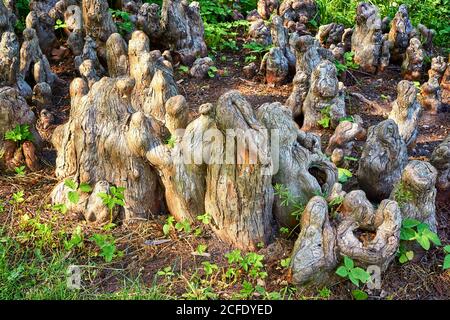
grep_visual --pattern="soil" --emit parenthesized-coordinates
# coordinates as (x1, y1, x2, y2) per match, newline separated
(1, 43, 449, 300)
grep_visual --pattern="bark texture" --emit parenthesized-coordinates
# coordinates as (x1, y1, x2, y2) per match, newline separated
(257, 0, 279, 20)
(52, 77, 165, 223)
(388, 4, 414, 63)
(351, 2, 384, 74)
(205, 91, 275, 251)
(190, 57, 214, 79)
(317, 23, 344, 48)
(357, 119, 408, 202)
(388, 80, 422, 148)
(302, 60, 346, 131)
(390, 160, 438, 232)
(401, 37, 424, 81)
(420, 56, 446, 113)
(259, 15, 295, 86)
(430, 135, 450, 191)
(256, 102, 338, 228)
(25, 10, 58, 55)
(326, 115, 366, 166)
(441, 55, 450, 107)
(286, 34, 333, 118)
(160, 0, 207, 66)
(106, 33, 129, 77)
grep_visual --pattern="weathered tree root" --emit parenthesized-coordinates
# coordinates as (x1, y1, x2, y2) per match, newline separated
(256, 102, 338, 228)
(0, 87, 42, 172)
(430, 135, 450, 191)
(390, 160, 438, 232)
(388, 80, 422, 149)
(326, 115, 366, 166)
(357, 119, 408, 202)
(285, 34, 334, 118)
(290, 185, 402, 286)
(420, 56, 446, 113)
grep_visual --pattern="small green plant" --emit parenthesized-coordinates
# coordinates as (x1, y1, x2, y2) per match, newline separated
(207, 66, 218, 78)
(197, 212, 211, 225)
(202, 261, 219, 276)
(338, 168, 353, 183)
(54, 19, 67, 30)
(12, 191, 25, 204)
(398, 218, 441, 263)
(317, 106, 332, 129)
(351, 289, 369, 300)
(98, 186, 126, 222)
(443, 245, 450, 270)
(334, 52, 359, 75)
(336, 256, 371, 287)
(157, 266, 175, 278)
(109, 9, 133, 36)
(64, 179, 93, 205)
(273, 183, 305, 221)
(245, 55, 257, 63)
(344, 156, 358, 162)
(318, 287, 332, 299)
(280, 258, 291, 268)
(89, 233, 122, 263)
(165, 135, 176, 148)
(163, 216, 175, 235)
(243, 42, 272, 56)
(64, 225, 84, 251)
(51, 203, 68, 214)
(279, 227, 289, 235)
(196, 244, 208, 255)
(5, 125, 33, 144)
(178, 65, 189, 74)
(14, 166, 26, 177)
(175, 219, 192, 233)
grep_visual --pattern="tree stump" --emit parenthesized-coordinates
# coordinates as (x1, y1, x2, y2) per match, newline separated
(401, 37, 425, 81)
(420, 56, 446, 113)
(388, 4, 414, 63)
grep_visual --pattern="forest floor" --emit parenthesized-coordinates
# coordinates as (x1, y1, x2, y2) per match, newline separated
(1, 44, 449, 300)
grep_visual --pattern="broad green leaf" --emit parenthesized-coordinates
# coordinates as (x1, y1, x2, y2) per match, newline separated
(352, 289, 368, 300)
(416, 235, 431, 250)
(399, 253, 408, 264)
(351, 267, 370, 283)
(335, 266, 348, 277)
(344, 256, 354, 269)
(423, 229, 441, 246)
(163, 224, 170, 236)
(79, 183, 92, 193)
(348, 274, 360, 287)
(400, 228, 416, 241)
(64, 179, 78, 190)
(402, 218, 421, 228)
(68, 191, 79, 204)
(443, 255, 450, 270)
(444, 245, 450, 254)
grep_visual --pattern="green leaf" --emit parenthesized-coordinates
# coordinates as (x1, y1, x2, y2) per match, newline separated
(344, 256, 354, 269)
(338, 168, 353, 183)
(399, 253, 408, 264)
(67, 191, 79, 204)
(79, 183, 92, 193)
(402, 219, 421, 228)
(64, 179, 78, 190)
(443, 255, 450, 270)
(352, 289, 368, 300)
(400, 228, 416, 241)
(444, 245, 450, 254)
(423, 229, 441, 246)
(348, 274, 360, 287)
(351, 267, 370, 283)
(335, 266, 348, 278)
(416, 234, 431, 250)
(163, 224, 171, 236)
